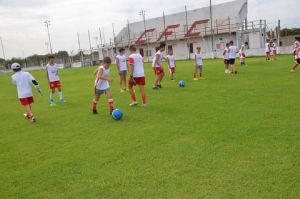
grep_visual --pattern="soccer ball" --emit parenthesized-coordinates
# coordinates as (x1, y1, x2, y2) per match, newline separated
(112, 109, 123, 120)
(179, 80, 185, 87)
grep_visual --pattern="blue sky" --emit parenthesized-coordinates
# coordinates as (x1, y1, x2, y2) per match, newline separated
(0, 0, 299, 59)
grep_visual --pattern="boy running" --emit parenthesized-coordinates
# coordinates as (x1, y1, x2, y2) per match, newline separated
(167, 49, 176, 81)
(11, 63, 43, 123)
(46, 54, 66, 106)
(92, 56, 114, 114)
(239, 42, 248, 65)
(291, 46, 300, 72)
(116, 48, 128, 92)
(194, 46, 204, 80)
(265, 39, 271, 61)
(152, 42, 166, 89)
(228, 40, 238, 74)
(223, 43, 230, 73)
(128, 44, 147, 107)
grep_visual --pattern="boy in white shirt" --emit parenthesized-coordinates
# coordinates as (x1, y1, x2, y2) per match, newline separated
(116, 48, 128, 92)
(228, 40, 238, 74)
(92, 56, 114, 115)
(223, 43, 230, 73)
(194, 46, 204, 80)
(11, 63, 43, 123)
(167, 49, 176, 81)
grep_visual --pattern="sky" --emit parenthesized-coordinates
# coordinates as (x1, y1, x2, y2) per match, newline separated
(0, 0, 299, 59)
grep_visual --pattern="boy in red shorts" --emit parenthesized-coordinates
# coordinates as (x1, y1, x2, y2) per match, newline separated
(11, 63, 43, 122)
(46, 54, 66, 106)
(128, 44, 147, 107)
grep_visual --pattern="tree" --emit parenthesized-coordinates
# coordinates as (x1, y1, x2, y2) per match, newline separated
(280, 27, 300, 37)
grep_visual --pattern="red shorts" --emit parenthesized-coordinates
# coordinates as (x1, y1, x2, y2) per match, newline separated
(169, 67, 175, 74)
(224, 59, 229, 64)
(273, 50, 277, 54)
(239, 53, 245, 58)
(19, 96, 34, 106)
(153, 67, 164, 75)
(266, 51, 270, 55)
(49, 81, 61, 89)
(293, 50, 296, 56)
(128, 77, 146, 86)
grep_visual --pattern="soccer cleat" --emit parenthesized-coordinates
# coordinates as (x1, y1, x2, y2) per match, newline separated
(157, 84, 162, 88)
(152, 86, 159, 90)
(199, 77, 205, 80)
(93, 109, 98, 114)
(110, 109, 114, 115)
(291, 70, 294, 73)
(23, 113, 30, 119)
(50, 102, 56, 106)
(120, 89, 124, 93)
(141, 104, 147, 107)
(235, 70, 238, 74)
(60, 99, 66, 103)
(30, 117, 36, 123)
(193, 78, 198, 81)
(129, 101, 138, 106)
(49, 99, 54, 103)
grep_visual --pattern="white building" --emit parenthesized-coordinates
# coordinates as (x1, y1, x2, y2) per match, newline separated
(100, 0, 269, 61)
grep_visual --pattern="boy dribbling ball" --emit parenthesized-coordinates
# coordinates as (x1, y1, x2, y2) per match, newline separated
(11, 63, 43, 123)
(92, 56, 114, 115)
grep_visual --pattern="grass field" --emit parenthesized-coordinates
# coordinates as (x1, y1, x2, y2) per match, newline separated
(0, 54, 299, 198)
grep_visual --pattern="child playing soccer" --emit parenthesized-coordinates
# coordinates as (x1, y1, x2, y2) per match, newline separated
(152, 42, 166, 89)
(167, 49, 176, 81)
(291, 46, 300, 72)
(293, 36, 300, 60)
(239, 42, 248, 65)
(193, 46, 204, 80)
(265, 39, 271, 61)
(223, 43, 230, 73)
(46, 54, 66, 106)
(272, 39, 277, 61)
(128, 44, 147, 107)
(228, 40, 238, 74)
(92, 56, 114, 114)
(116, 48, 128, 92)
(11, 63, 43, 123)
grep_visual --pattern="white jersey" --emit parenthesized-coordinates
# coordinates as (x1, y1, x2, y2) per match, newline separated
(229, 46, 238, 59)
(95, 65, 110, 90)
(239, 44, 246, 54)
(297, 47, 300, 58)
(195, 52, 203, 66)
(129, 53, 145, 77)
(116, 54, 127, 71)
(46, 63, 59, 82)
(152, 50, 163, 67)
(294, 41, 299, 50)
(223, 48, 229, 60)
(272, 42, 277, 51)
(12, 71, 35, 98)
(265, 43, 270, 52)
(167, 55, 175, 68)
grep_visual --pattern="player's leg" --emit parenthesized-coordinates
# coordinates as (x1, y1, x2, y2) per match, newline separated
(199, 66, 204, 79)
(273, 51, 276, 60)
(153, 68, 160, 89)
(49, 84, 56, 105)
(157, 70, 164, 88)
(193, 67, 198, 80)
(139, 84, 146, 107)
(124, 71, 128, 90)
(119, 73, 123, 92)
(23, 97, 35, 122)
(291, 59, 300, 72)
(105, 90, 114, 114)
(57, 85, 65, 103)
(129, 79, 138, 106)
(92, 90, 100, 114)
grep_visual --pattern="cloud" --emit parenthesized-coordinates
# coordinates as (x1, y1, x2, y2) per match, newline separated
(0, 0, 299, 59)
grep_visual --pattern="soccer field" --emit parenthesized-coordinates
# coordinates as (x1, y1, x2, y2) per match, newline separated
(1, 55, 299, 198)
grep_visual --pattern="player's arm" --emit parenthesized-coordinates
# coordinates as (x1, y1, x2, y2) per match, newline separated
(93, 68, 98, 75)
(236, 48, 239, 53)
(167, 57, 171, 69)
(12, 77, 16, 86)
(162, 57, 168, 61)
(222, 49, 226, 56)
(154, 54, 161, 67)
(115, 57, 120, 73)
(97, 68, 112, 82)
(28, 73, 43, 96)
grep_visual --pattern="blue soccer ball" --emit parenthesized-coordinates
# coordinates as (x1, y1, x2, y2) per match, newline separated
(179, 80, 185, 87)
(112, 109, 123, 120)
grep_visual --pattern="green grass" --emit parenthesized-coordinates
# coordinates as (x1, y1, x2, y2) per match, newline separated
(0, 55, 299, 198)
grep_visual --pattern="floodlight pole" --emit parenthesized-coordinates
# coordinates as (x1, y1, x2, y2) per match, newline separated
(45, 42, 49, 54)
(140, 10, 149, 62)
(185, 5, 191, 60)
(210, 0, 214, 56)
(44, 20, 53, 54)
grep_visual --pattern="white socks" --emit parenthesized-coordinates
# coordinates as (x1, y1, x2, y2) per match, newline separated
(58, 92, 63, 100)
